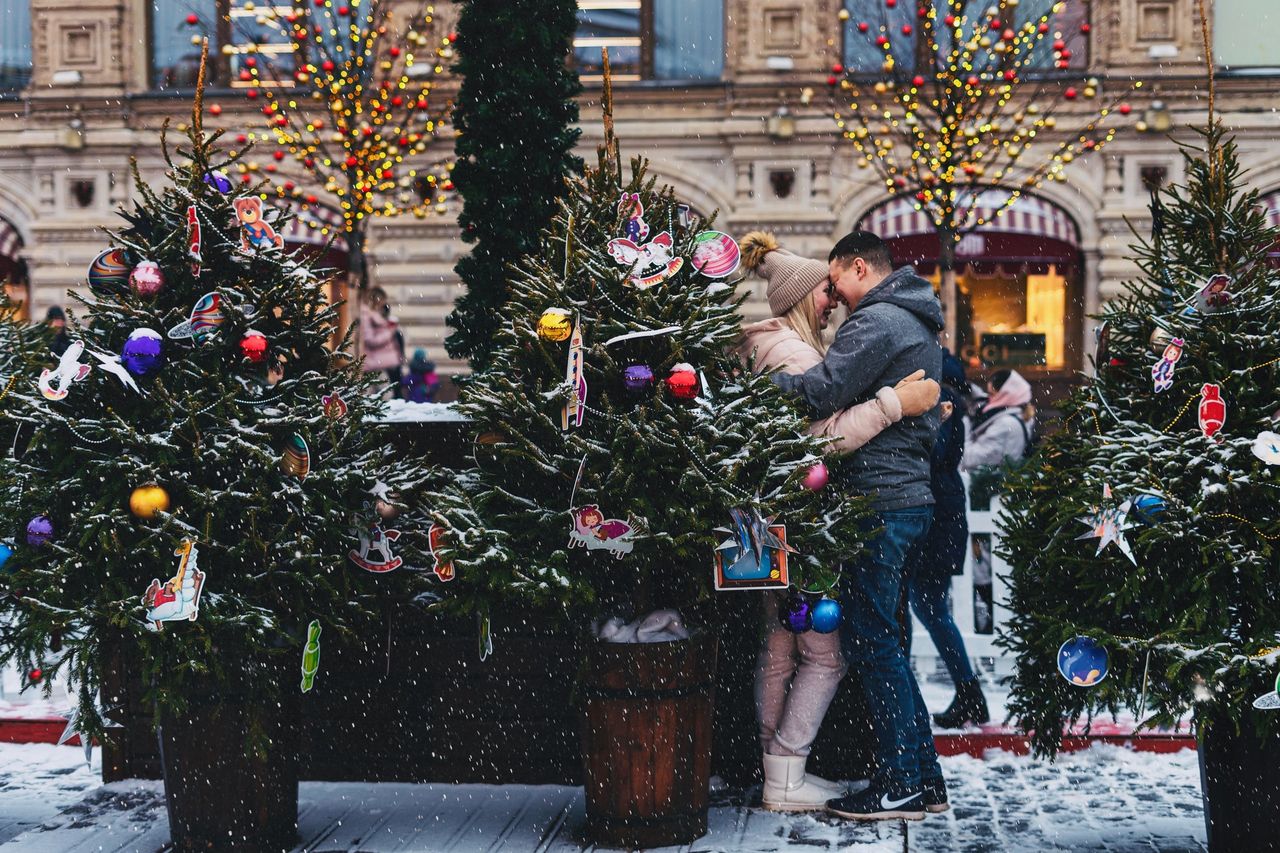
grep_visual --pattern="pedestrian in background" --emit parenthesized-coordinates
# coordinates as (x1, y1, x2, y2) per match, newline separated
(359, 287, 403, 396)
(44, 305, 70, 357)
(400, 348, 440, 403)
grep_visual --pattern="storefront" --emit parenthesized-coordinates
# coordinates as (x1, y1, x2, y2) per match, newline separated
(858, 191, 1084, 377)
(0, 216, 26, 319)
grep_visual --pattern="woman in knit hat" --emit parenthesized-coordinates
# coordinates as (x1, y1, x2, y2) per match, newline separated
(737, 231, 940, 812)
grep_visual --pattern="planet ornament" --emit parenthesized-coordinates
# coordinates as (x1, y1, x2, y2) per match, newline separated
(1252, 670, 1280, 710)
(168, 292, 225, 345)
(690, 231, 741, 279)
(1057, 636, 1109, 687)
(280, 433, 311, 480)
(88, 248, 131, 297)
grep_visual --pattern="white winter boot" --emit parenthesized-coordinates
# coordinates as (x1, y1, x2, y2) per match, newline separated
(761, 753, 840, 812)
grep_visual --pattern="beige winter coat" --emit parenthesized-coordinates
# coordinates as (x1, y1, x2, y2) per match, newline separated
(739, 317, 903, 454)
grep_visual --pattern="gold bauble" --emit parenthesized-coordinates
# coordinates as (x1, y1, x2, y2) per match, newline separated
(129, 484, 171, 520)
(537, 309, 573, 342)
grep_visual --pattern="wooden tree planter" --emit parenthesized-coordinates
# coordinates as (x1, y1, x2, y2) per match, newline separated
(1198, 711, 1280, 852)
(580, 632, 718, 849)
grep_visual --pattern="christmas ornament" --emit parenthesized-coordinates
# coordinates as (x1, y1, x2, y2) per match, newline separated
(537, 308, 573, 342)
(87, 248, 131, 297)
(561, 316, 586, 431)
(1193, 273, 1234, 314)
(1057, 636, 1109, 686)
(121, 328, 164, 378)
(280, 433, 311, 480)
(677, 203, 693, 230)
(0, 541, 11, 572)
(1199, 383, 1226, 441)
(428, 523, 456, 581)
(617, 193, 650, 242)
(810, 597, 842, 633)
(569, 506, 636, 558)
(602, 326, 680, 347)
(1150, 336, 1184, 393)
(370, 482, 400, 519)
(1150, 327, 1173, 353)
(203, 170, 233, 193)
(87, 347, 141, 394)
(38, 341, 92, 401)
(608, 230, 684, 288)
(1253, 431, 1280, 465)
(129, 484, 170, 520)
(168, 292, 225, 344)
(128, 261, 165, 299)
(233, 197, 283, 251)
(713, 508, 795, 591)
(623, 364, 655, 394)
(143, 539, 206, 631)
(239, 330, 268, 363)
(665, 363, 699, 400)
(1093, 321, 1110, 371)
(778, 592, 813, 633)
(1252, 670, 1280, 710)
(1074, 484, 1135, 564)
(56, 704, 97, 766)
(26, 515, 52, 547)
(300, 620, 322, 693)
(690, 231, 742, 279)
(1130, 493, 1167, 526)
(321, 392, 348, 420)
(803, 462, 829, 491)
(186, 205, 201, 277)
(348, 515, 403, 572)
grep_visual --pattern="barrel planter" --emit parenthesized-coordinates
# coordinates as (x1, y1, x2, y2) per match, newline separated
(1198, 711, 1280, 852)
(580, 630, 718, 849)
(159, 689, 299, 851)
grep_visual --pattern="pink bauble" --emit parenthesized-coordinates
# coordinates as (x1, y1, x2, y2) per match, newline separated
(803, 462, 829, 491)
(129, 261, 165, 298)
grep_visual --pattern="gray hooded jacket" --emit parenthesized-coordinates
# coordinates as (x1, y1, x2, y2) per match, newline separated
(774, 265, 944, 511)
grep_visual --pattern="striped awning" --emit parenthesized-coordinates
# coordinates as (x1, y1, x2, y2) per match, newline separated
(1261, 188, 1280, 231)
(275, 203, 350, 253)
(0, 216, 22, 261)
(857, 189, 1080, 247)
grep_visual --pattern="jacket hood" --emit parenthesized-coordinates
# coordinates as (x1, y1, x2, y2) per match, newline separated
(858, 266, 944, 333)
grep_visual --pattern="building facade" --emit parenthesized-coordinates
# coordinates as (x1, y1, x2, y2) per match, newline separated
(0, 0, 1278, 389)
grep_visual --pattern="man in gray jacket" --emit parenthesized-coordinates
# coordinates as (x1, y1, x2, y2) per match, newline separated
(773, 231, 946, 821)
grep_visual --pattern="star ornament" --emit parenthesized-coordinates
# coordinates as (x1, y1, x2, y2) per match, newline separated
(1075, 485, 1137, 565)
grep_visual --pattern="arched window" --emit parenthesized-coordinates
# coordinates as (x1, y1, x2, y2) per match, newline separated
(0, 0, 32, 92)
(575, 0, 724, 82)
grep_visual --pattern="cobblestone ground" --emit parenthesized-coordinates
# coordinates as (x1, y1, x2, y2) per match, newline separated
(0, 742, 1206, 851)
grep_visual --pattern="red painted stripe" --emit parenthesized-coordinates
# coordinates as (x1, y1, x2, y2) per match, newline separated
(934, 731, 1195, 757)
(0, 718, 76, 745)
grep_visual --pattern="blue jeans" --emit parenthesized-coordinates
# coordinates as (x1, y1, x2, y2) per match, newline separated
(840, 506, 941, 790)
(905, 506, 976, 685)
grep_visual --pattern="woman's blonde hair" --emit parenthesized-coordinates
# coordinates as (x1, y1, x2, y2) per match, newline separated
(780, 287, 827, 355)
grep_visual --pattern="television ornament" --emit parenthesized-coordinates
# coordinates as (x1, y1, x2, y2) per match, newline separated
(713, 507, 796, 591)
(1150, 336, 1184, 393)
(1057, 636, 1110, 686)
(143, 540, 207, 631)
(1199, 383, 1226, 442)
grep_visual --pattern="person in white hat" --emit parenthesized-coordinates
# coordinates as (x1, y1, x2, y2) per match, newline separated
(737, 231, 939, 812)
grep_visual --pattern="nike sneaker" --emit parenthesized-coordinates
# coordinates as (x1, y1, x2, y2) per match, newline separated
(825, 784, 925, 821)
(921, 776, 949, 813)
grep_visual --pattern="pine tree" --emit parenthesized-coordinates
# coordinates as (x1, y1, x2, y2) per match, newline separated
(0, 77, 437, 738)
(0, 295, 42, 456)
(444, 0, 583, 372)
(999, 121, 1280, 755)
(434, 150, 867, 639)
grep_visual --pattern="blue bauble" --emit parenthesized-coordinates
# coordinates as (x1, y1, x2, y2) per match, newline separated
(122, 328, 164, 377)
(810, 597, 842, 634)
(0, 542, 11, 572)
(1057, 636, 1109, 687)
(778, 592, 813, 633)
(203, 170, 233, 193)
(1131, 493, 1167, 526)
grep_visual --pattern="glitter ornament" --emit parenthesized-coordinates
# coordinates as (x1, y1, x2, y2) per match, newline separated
(803, 462, 829, 491)
(129, 261, 166, 298)
(537, 309, 573, 342)
(122, 328, 164, 377)
(665, 363, 699, 401)
(778, 592, 813, 633)
(26, 516, 53, 547)
(239, 330, 269, 363)
(623, 364, 655, 394)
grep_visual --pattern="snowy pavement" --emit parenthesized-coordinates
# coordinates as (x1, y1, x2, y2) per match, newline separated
(0, 741, 1206, 852)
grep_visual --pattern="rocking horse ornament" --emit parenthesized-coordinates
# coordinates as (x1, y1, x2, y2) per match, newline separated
(348, 512, 403, 573)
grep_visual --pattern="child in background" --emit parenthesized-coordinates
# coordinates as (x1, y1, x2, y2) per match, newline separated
(401, 349, 440, 403)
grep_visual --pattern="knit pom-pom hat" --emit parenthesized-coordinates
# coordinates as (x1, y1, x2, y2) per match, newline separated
(739, 231, 830, 316)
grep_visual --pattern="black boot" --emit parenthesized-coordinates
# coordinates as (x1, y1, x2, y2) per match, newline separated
(932, 679, 990, 729)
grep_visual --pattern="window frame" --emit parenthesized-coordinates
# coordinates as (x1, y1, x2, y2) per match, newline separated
(574, 0, 652, 82)
(149, 0, 298, 92)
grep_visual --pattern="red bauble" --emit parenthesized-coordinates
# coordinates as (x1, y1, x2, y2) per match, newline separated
(29, 668, 42, 683)
(389, 47, 401, 57)
(827, 75, 839, 86)
(239, 330, 269, 364)
(1064, 87, 1078, 100)
(322, 60, 335, 72)
(885, 0, 895, 6)
(245, 57, 256, 68)
(1003, 69, 1017, 81)
(967, 75, 979, 87)
(209, 104, 222, 116)
(1059, 48, 1072, 61)
(1119, 103, 1132, 115)
(1053, 39, 1066, 51)
(1039, 22, 1050, 33)
(944, 14, 955, 25)
(1081, 23, 1092, 34)
(831, 63, 844, 74)
(901, 24, 912, 35)
(1002, 28, 1016, 41)
(858, 21, 869, 32)
(262, 104, 275, 116)
(345, 155, 359, 168)
(306, 194, 318, 204)
(236, 133, 248, 144)
(246, 88, 258, 99)
(337, 4, 349, 14)
(912, 75, 925, 87)
(273, 150, 285, 161)
(185, 13, 199, 25)
(304, 158, 315, 169)
(665, 364, 699, 401)
(876, 35, 889, 47)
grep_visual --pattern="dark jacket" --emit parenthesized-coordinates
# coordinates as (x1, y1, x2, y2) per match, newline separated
(773, 265, 945, 511)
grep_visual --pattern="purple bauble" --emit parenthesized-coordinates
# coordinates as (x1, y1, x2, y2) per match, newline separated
(26, 515, 53, 547)
(623, 364, 655, 394)
(122, 328, 164, 378)
(129, 261, 165, 298)
(778, 592, 813, 634)
(203, 170, 233, 193)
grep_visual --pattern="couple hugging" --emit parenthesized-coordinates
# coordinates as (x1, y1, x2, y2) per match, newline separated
(737, 230, 947, 821)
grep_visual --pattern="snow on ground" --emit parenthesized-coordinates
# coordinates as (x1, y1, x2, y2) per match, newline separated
(0, 741, 1206, 852)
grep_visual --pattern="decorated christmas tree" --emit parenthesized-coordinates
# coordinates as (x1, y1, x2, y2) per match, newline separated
(434, 126, 866, 644)
(0, 58, 437, 742)
(999, 117, 1280, 756)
